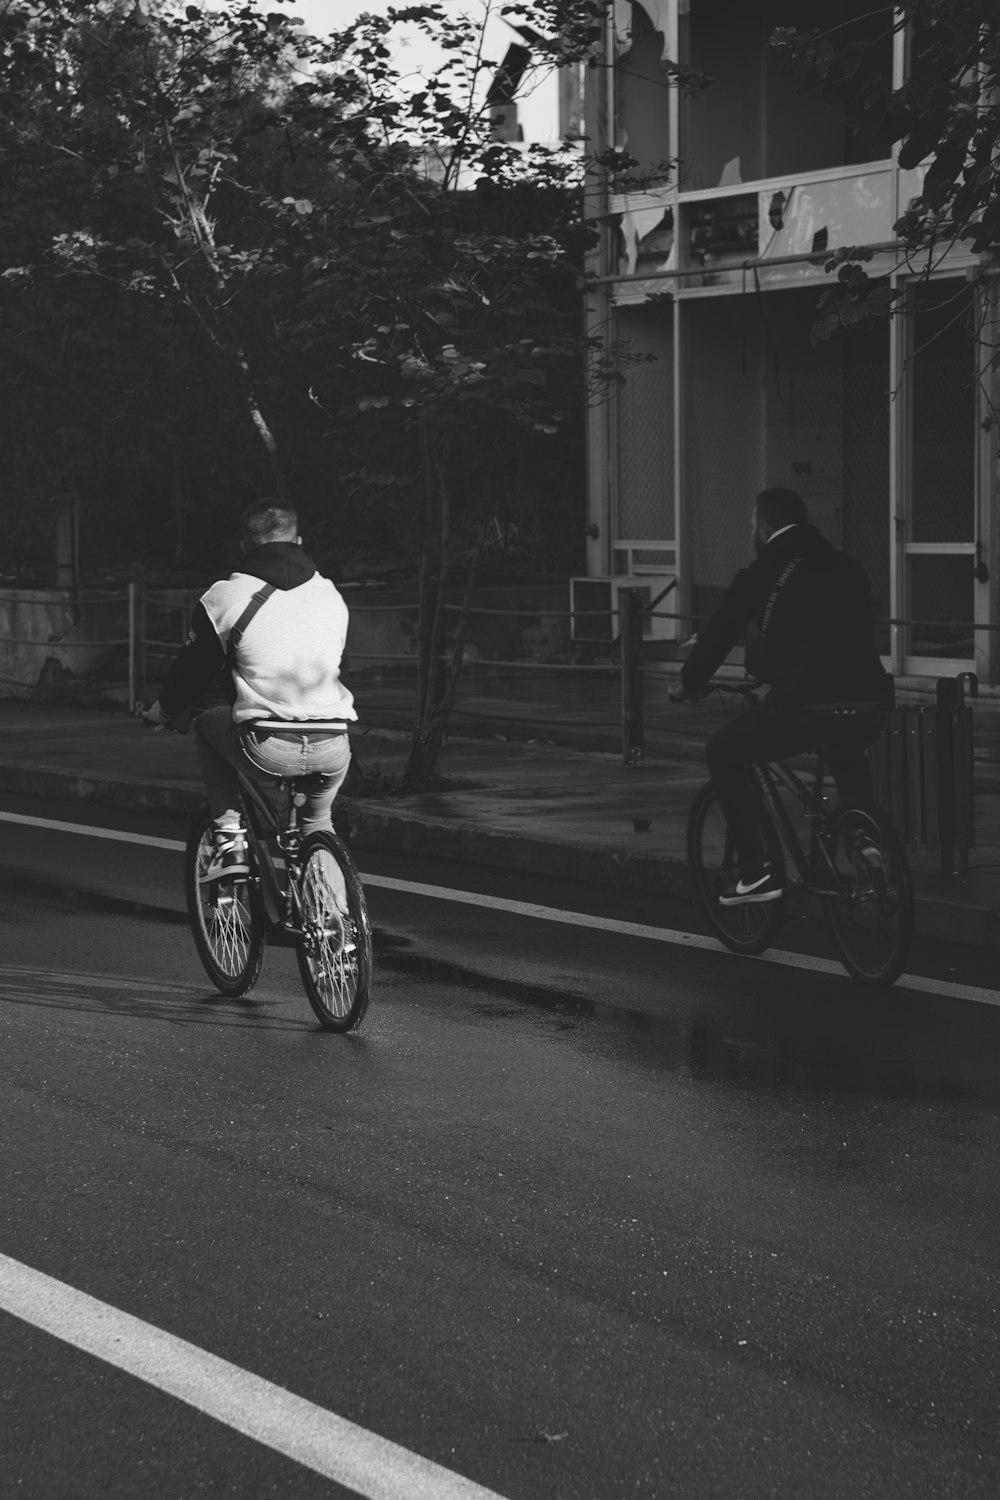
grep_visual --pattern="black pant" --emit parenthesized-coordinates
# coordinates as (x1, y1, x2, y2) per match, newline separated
(705, 703, 884, 870)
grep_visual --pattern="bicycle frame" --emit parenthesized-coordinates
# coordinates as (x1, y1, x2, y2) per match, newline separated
(236, 774, 306, 942)
(752, 757, 844, 897)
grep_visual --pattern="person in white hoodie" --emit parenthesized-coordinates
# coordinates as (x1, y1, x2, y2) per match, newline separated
(143, 498, 355, 881)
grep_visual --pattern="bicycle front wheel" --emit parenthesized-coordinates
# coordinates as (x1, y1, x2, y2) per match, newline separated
(185, 809, 266, 997)
(687, 781, 786, 956)
(822, 805, 913, 986)
(295, 832, 372, 1032)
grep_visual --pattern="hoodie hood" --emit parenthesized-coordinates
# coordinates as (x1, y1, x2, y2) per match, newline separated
(238, 541, 317, 591)
(768, 523, 833, 562)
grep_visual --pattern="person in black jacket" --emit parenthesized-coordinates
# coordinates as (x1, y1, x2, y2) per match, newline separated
(670, 488, 892, 906)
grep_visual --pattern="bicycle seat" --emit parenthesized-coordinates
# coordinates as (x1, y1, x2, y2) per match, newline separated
(278, 772, 332, 793)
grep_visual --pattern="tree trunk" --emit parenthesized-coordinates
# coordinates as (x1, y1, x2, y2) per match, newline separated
(164, 127, 288, 501)
(408, 548, 483, 780)
(413, 424, 438, 731)
(406, 442, 454, 785)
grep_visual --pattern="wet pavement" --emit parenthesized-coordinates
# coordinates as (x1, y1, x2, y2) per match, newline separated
(2, 689, 1000, 952)
(3, 813, 1000, 1497)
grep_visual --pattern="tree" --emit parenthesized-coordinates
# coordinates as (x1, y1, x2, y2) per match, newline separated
(289, 4, 607, 781)
(0, 0, 613, 781)
(0, 0, 317, 574)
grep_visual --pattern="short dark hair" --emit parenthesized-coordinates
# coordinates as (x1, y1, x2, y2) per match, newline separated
(240, 497, 298, 546)
(754, 487, 808, 531)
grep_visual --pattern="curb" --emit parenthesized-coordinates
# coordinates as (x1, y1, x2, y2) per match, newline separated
(359, 707, 1000, 794)
(0, 763, 203, 818)
(1, 759, 999, 951)
(333, 800, 693, 900)
(0, 759, 694, 901)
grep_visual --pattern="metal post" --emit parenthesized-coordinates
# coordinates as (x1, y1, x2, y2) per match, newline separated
(955, 672, 978, 876)
(128, 581, 136, 709)
(128, 575, 146, 709)
(620, 587, 644, 768)
(936, 676, 956, 879)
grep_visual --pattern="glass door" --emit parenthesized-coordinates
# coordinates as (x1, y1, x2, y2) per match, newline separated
(900, 277, 982, 676)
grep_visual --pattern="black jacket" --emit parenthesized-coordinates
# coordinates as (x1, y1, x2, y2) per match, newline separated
(680, 525, 892, 708)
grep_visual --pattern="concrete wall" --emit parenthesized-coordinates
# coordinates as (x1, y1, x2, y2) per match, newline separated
(0, 583, 576, 703)
(0, 590, 129, 699)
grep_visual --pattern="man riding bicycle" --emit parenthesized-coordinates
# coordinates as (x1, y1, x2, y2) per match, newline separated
(143, 498, 355, 883)
(669, 488, 892, 907)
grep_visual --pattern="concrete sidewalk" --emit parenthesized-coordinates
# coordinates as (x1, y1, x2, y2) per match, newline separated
(1, 695, 999, 951)
(355, 666, 1000, 789)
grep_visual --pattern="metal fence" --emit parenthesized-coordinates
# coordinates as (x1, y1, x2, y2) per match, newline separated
(869, 674, 978, 878)
(2, 579, 986, 866)
(0, 589, 131, 700)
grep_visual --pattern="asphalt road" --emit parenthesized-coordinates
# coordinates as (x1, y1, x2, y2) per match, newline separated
(2, 792, 1000, 1499)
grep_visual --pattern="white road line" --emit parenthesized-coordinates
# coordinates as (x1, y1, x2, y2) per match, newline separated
(361, 875, 1000, 1007)
(0, 809, 184, 852)
(0, 1254, 509, 1500)
(1, 809, 996, 1008)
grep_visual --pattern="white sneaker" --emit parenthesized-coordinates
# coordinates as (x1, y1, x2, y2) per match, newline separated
(200, 827, 250, 883)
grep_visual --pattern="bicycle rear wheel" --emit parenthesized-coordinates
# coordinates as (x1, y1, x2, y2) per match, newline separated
(295, 831, 372, 1032)
(822, 805, 913, 986)
(687, 781, 786, 955)
(185, 809, 266, 996)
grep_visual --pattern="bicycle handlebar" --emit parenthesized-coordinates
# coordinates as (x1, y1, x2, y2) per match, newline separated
(671, 678, 762, 705)
(135, 701, 198, 734)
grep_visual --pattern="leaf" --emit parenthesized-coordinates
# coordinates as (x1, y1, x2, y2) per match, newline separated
(898, 133, 931, 172)
(867, 285, 897, 316)
(840, 299, 870, 326)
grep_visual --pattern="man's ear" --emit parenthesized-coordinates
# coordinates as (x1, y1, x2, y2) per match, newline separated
(295, 535, 302, 546)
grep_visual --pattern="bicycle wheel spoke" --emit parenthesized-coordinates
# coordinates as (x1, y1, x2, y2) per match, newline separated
(185, 812, 265, 997)
(823, 807, 913, 985)
(295, 833, 372, 1031)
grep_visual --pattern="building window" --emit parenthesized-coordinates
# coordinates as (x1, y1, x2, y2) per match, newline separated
(677, 0, 894, 191)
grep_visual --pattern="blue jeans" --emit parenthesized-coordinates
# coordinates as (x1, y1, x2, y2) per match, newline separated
(195, 705, 351, 834)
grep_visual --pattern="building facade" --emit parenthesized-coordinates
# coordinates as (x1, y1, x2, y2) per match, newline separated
(583, 1, 1000, 684)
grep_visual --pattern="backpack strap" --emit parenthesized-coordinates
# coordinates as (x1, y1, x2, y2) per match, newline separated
(226, 582, 276, 670)
(759, 557, 803, 639)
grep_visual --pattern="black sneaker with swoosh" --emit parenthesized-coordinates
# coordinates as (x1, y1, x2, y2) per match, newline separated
(718, 866, 783, 906)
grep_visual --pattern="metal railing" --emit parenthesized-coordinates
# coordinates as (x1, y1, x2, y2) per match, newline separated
(869, 674, 978, 878)
(0, 589, 131, 697)
(0, 577, 985, 862)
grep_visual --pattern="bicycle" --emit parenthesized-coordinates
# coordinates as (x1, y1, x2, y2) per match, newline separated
(685, 682, 914, 986)
(169, 715, 372, 1031)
